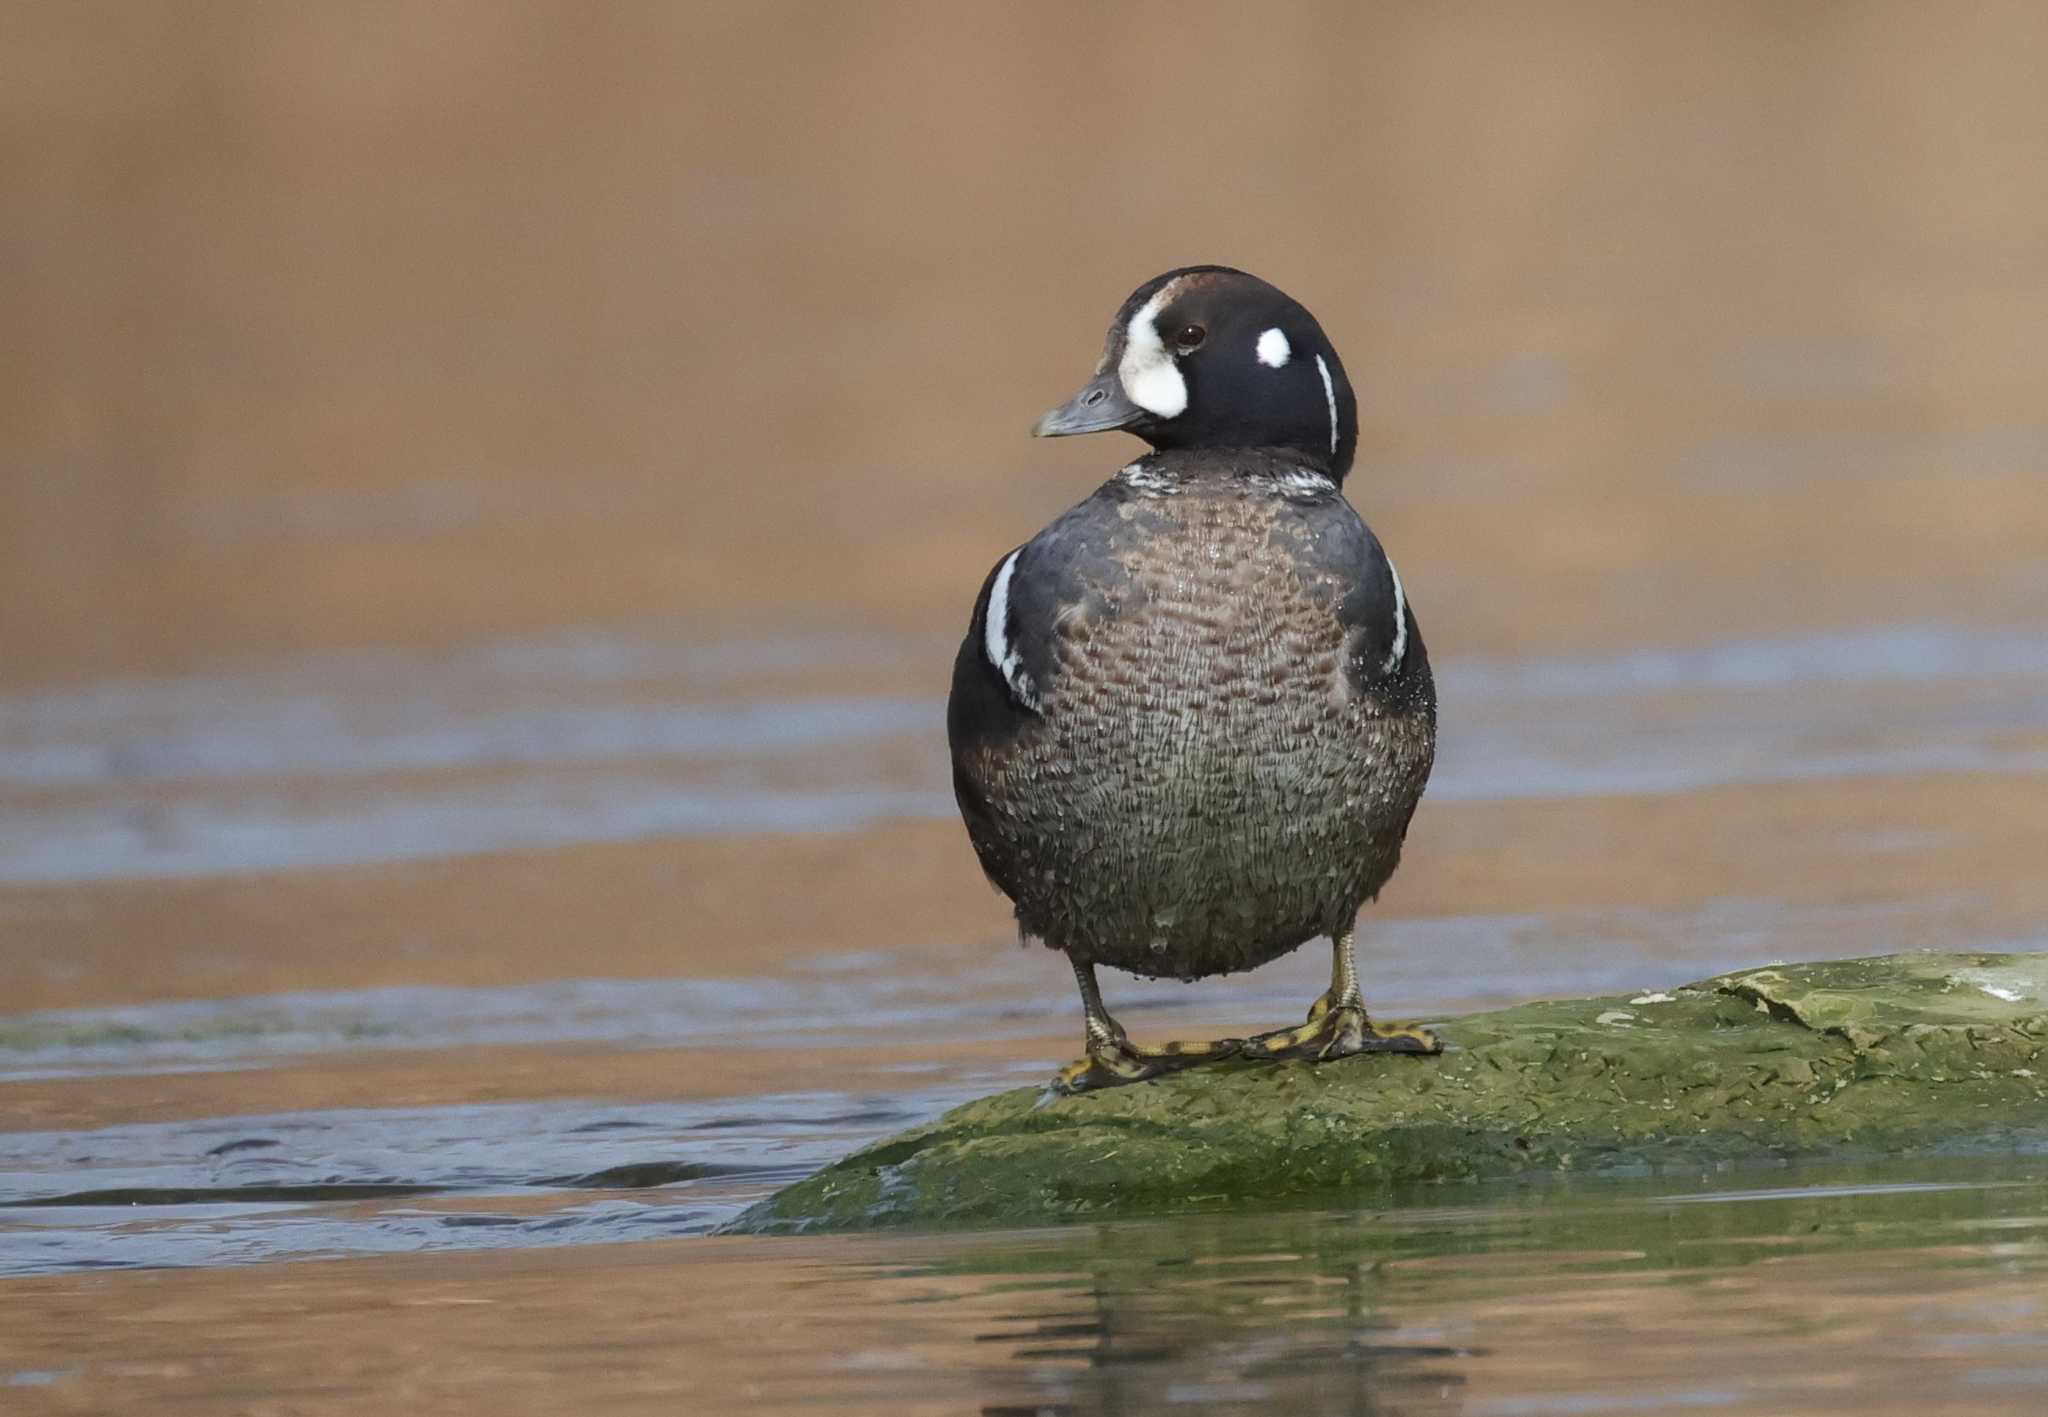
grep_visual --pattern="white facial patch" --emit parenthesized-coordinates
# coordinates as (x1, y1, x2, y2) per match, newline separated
(1255, 327, 1291, 368)
(1118, 287, 1189, 419)
(1382, 553, 1409, 674)
(1314, 354, 1339, 456)
(983, 548, 1042, 711)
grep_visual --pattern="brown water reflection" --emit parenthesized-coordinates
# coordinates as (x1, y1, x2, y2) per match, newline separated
(6, 1166, 2048, 1415)
(6, 1, 2048, 1411)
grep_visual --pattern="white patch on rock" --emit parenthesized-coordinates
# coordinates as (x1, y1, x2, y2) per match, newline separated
(1949, 965, 2044, 1004)
(1595, 1010, 1635, 1026)
(1629, 991, 1677, 1005)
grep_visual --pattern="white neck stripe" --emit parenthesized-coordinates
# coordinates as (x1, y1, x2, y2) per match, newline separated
(1314, 354, 1339, 456)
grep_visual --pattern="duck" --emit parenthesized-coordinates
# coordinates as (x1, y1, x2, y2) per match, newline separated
(947, 266, 1441, 1094)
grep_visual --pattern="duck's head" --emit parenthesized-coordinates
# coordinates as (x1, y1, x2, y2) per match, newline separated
(1033, 266, 1358, 481)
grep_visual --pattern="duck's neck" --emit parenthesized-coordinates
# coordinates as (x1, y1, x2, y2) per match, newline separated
(1116, 448, 1342, 496)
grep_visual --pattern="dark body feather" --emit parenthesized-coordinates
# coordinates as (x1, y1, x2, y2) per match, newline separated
(948, 449, 1435, 980)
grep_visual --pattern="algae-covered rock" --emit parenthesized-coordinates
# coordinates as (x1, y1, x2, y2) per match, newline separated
(727, 951, 2048, 1234)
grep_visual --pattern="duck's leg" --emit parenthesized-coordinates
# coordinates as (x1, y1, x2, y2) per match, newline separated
(1241, 928, 1441, 1062)
(1052, 959, 1243, 1094)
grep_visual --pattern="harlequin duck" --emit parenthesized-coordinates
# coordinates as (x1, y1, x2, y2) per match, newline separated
(947, 266, 1442, 1094)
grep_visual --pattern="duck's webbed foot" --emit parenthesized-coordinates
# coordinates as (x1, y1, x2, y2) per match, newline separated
(1053, 1027, 1242, 1094)
(1240, 929, 1442, 1065)
(1051, 959, 1242, 1095)
(1240, 1003, 1439, 1062)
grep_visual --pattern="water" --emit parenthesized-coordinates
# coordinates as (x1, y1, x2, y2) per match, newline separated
(10, 3, 2048, 1411)
(6, 1161, 2046, 1414)
(4, 614, 2047, 1415)
(0, 1087, 993, 1274)
(8, 623, 2048, 882)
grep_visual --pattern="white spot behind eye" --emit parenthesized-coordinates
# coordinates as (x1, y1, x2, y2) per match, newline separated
(1314, 354, 1338, 456)
(1118, 288, 1189, 419)
(1255, 327, 1291, 368)
(984, 548, 1041, 711)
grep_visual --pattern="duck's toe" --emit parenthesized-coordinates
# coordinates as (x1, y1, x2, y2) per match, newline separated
(1242, 1004, 1441, 1063)
(1050, 1032, 1244, 1095)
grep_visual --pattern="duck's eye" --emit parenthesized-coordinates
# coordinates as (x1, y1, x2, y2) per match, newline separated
(1173, 323, 1207, 353)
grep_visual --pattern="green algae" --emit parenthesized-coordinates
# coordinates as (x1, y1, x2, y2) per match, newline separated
(728, 951, 2048, 1234)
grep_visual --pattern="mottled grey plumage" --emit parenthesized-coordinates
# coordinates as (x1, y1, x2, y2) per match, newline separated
(950, 452, 1434, 978)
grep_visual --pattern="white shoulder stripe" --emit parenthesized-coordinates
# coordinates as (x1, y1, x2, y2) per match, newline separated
(983, 549, 1042, 711)
(1314, 354, 1339, 456)
(1382, 553, 1408, 674)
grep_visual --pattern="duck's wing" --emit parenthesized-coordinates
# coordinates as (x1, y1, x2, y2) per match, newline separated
(1273, 491, 1433, 713)
(945, 488, 1137, 883)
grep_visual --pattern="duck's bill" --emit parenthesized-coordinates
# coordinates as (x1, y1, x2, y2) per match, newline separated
(1032, 371, 1147, 438)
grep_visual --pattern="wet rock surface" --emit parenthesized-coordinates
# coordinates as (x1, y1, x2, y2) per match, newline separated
(730, 951, 2048, 1234)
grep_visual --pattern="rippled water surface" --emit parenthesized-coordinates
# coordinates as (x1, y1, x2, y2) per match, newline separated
(8, 1162, 2048, 1414)
(10, 3, 2048, 1412)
